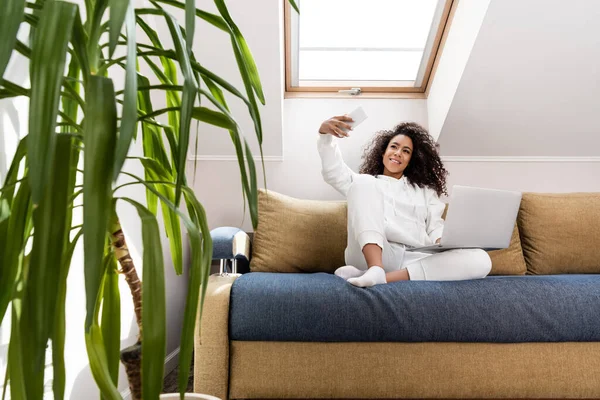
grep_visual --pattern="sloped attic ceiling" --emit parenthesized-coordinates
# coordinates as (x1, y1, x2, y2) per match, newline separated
(437, 0, 600, 156)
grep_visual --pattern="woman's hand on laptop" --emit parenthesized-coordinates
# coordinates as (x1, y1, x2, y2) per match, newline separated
(319, 116, 353, 138)
(436, 238, 441, 244)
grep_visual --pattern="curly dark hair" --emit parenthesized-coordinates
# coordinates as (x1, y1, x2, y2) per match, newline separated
(359, 122, 448, 196)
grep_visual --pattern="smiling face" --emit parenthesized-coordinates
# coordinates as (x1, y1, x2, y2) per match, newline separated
(382, 134, 413, 179)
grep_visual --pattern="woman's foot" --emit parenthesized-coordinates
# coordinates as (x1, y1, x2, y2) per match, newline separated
(334, 265, 365, 280)
(348, 266, 387, 287)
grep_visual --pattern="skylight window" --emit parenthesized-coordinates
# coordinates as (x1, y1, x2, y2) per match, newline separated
(285, 0, 456, 95)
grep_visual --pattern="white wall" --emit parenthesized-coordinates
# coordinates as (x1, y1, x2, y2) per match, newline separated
(438, 0, 600, 156)
(427, 0, 491, 140)
(443, 160, 600, 195)
(433, 0, 600, 195)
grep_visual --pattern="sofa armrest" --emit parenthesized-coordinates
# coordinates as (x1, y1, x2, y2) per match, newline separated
(194, 273, 239, 398)
(211, 226, 251, 274)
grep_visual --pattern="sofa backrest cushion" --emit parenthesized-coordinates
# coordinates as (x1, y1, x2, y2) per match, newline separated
(251, 189, 526, 275)
(518, 192, 600, 274)
(250, 189, 347, 273)
(441, 205, 526, 275)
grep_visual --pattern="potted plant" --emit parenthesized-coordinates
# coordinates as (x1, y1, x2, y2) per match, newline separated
(0, 0, 298, 399)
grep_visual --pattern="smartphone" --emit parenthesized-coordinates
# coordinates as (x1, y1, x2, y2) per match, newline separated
(346, 106, 368, 130)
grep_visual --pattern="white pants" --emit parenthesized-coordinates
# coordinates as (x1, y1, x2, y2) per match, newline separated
(344, 176, 492, 281)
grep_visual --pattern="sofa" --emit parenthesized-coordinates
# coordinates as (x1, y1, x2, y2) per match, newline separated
(194, 189, 600, 399)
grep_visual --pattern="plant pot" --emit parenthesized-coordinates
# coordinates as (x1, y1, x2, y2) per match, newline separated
(160, 394, 221, 400)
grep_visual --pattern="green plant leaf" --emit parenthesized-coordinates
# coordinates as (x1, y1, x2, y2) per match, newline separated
(87, 0, 108, 72)
(142, 1, 229, 31)
(288, 0, 299, 14)
(119, 198, 166, 400)
(101, 250, 121, 387)
(83, 76, 117, 330)
(230, 36, 263, 143)
(213, 0, 265, 105)
(244, 140, 258, 228)
(61, 60, 81, 134)
(0, 0, 26, 79)
(185, 0, 195, 51)
(108, 0, 130, 56)
(137, 157, 183, 275)
(192, 107, 236, 130)
(27, 0, 77, 204)
(178, 189, 212, 396)
(52, 228, 83, 400)
(23, 134, 76, 396)
(71, 9, 91, 82)
(0, 137, 27, 238)
(164, 11, 198, 204)
(85, 324, 122, 400)
(0, 181, 31, 327)
(116, 174, 212, 399)
(135, 16, 182, 146)
(113, 4, 138, 181)
(8, 273, 27, 400)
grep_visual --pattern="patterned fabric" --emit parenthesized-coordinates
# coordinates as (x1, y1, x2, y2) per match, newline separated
(229, 272, 600, 342)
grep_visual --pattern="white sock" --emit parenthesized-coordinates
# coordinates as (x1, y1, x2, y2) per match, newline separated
(334, 265, 365, 280)
(348, 266, 387, 287)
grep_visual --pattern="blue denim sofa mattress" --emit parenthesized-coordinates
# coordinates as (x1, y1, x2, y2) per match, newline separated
(229, 272, 600, 342)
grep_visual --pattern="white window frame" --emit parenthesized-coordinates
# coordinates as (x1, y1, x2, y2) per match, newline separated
(284, 0, 457, 96)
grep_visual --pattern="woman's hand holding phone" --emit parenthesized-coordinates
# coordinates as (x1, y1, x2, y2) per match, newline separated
(319, 115, 354, 138)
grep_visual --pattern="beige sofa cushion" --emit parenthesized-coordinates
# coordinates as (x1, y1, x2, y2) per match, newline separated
(441, 205, 526, 275)
(250, 189, 347, 273)
(518, 192, 600, 274)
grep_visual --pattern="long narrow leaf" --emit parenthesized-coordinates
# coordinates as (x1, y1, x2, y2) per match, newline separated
(8, 272, 27, 400)
(24, 134, 76, 397)
(178, 189, 212, 396)
(164, 12, 197, 204)
(228, 36, 263, 145)
(71, 9, 91, 82)
(244, 140, 258, 228)
(135, 17, 182, 144)
(288, 0, 299, 13)
(83, 76, 117, 330)
(0, 0, 26, 79)
(28, 0, 77, 204)
(119, 198, 166, 400)
(87, 0, 108, 72)
(213, 0, 265, 104)
(53, 229, 83, 400)
(185, 0, 195, 51)
(108, 0, 130, 56)
(85, 324, 122, 400)
(113, 4, 138, 181)
(53, 93, 81, 398)
(116, 175, 213, 400)
(0, 182, 31, 327)
(140, 2, 228, 31)
(84, 239, 121, 400)
(138, 157, 183, 274)
(137, 75, 159, 214)
(101, 251, 121, 387)
(192, 107, 236, 130)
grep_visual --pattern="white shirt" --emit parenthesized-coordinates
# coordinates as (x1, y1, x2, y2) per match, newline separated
(317, 133, 445, 248)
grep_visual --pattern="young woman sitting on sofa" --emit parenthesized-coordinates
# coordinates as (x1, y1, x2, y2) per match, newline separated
(317, 116, 492, 287)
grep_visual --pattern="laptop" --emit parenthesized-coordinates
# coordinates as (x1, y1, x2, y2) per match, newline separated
(406, 185, 522, 253)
